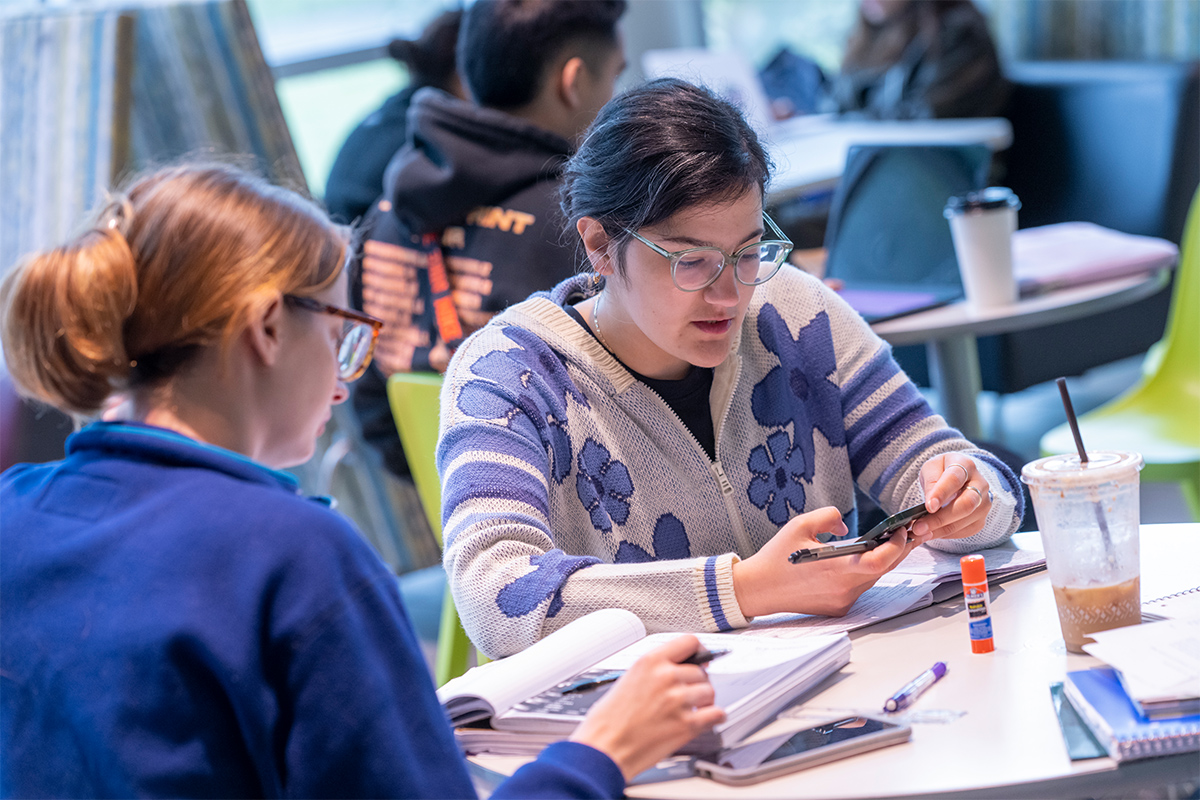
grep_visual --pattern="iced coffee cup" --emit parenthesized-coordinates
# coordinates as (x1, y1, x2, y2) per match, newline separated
(1021, 451, 1143, 653)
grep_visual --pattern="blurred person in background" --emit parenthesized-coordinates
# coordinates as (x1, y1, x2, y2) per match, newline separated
(324, 9, 466, 225)
(771, 0, 1009, 249)
(830, 0, 1009, 120)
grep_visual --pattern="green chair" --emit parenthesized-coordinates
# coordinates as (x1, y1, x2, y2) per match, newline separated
(386, 372, 479, 685)
(1040, 188, 1200, 520)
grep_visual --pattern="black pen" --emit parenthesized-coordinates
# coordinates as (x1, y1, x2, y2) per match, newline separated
(681, 647, 730, 666)
(560, 648, 731, 695)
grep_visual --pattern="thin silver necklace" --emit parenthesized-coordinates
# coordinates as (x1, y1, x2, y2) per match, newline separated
(591, 291, 613, 352)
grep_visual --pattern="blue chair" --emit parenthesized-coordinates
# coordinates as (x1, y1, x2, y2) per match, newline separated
(823, 143, 992, 385)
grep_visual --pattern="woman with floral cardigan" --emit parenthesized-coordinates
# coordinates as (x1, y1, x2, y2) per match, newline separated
(438, 79, 1022, 659)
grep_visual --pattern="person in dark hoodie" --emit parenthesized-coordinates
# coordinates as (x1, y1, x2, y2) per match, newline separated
(352, 0, 627, 479)
(324, 10, 465, 226)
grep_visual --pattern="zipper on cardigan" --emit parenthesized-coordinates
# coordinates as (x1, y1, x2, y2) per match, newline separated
(712, 460, 754, 556)
(710, 353, 742, 463)
(639, 385, 714, 468)
(708, 357, 755, 555)
(712, 461, 735, 496)
(611, 350, 756, 557)
(637, 386, 754, 553)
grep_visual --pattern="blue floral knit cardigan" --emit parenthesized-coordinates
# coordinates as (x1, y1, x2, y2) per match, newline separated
(438, 269, 1022, 658)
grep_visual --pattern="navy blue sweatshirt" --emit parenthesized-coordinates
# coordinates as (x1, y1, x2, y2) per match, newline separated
(0, 422, 622, 799)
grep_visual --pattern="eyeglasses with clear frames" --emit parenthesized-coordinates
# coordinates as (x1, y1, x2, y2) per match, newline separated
(283, 295, 385, 382)
(624, 213, 794, 292)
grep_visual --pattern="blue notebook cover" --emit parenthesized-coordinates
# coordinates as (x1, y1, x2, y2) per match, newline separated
(1064, 667, 1200, 762)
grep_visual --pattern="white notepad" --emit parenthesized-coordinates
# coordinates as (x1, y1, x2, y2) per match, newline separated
(1143, 585, 1200, 622)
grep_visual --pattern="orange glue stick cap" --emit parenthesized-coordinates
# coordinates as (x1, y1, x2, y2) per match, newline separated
(961, 554, 987, 585)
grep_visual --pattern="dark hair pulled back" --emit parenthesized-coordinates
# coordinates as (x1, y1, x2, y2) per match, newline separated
(560, 78, 772, 269)
(387, 9, 462, 91)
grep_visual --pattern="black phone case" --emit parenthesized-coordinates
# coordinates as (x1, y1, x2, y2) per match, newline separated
(856, 502, 930, 545)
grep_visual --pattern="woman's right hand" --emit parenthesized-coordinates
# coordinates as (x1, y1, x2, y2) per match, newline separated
(731, 506, 924, 618)
(569, 635, 726, 780)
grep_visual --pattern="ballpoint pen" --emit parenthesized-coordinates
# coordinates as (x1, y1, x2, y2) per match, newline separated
(560, 648, 731, 696)
(681, 647, 730, 667)
(883, 662, 947, 712)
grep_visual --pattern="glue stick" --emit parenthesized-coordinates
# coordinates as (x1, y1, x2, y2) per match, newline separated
(961, 554, 994, 653)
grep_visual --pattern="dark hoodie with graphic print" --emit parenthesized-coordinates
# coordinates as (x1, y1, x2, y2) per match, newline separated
(351, 87, 580, 477)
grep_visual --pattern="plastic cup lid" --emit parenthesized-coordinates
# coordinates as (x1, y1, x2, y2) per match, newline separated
(944, 186, 1021, 217)
(1020, 450, 1143, 487)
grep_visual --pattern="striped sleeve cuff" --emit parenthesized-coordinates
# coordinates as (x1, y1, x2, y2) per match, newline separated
(926, 456, 1021, 554)
(696, 553, 749, 631)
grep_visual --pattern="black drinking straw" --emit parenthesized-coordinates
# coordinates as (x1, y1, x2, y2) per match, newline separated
(1056, 377, 1115, 561)
(1056, 378, 1089, 465)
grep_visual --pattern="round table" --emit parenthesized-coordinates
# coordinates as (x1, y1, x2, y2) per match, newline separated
(869, 270, 1172, 440)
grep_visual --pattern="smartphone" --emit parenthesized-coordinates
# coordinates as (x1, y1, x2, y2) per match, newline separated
(694, 716, 911, 786)
(857, 502, 932, 546)
(788, 503, 931, 563)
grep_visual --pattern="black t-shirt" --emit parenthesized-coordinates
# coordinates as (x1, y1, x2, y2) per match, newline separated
(565, 305, 716, 461)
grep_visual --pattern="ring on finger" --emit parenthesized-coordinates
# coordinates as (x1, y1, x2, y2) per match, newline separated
(966, 484, 985, 503)
(947, 463, 970, 483)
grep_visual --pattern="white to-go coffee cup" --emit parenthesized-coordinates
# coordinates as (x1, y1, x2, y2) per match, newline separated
(944, 187, 1021, 310)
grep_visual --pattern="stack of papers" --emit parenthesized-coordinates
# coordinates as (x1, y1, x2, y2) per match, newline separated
(1082, 618, 1200, 720)
(1063, 666, 1200, 762)
(740, 539, 1045, 640)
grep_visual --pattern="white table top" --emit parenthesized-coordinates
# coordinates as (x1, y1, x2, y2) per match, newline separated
(472, 523, 1200, 799)
(765, 116, 1014, 204)
(870, 269, 1171, 347)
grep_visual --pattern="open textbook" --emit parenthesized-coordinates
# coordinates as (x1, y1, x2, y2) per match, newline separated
(741, 538, 1046, 639)
(437, 608, 851, 756)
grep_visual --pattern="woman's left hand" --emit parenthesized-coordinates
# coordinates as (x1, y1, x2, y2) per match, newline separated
(911, 454, 992, 541)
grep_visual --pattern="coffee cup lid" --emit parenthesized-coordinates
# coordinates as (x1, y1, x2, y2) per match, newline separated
(944, 187, 1021, 217)
(1020, 450, 1143, 487)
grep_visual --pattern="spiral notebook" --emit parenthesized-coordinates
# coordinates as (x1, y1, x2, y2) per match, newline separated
(1143, 585, 1200, 622)
(1063, 667, 1200, 762)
